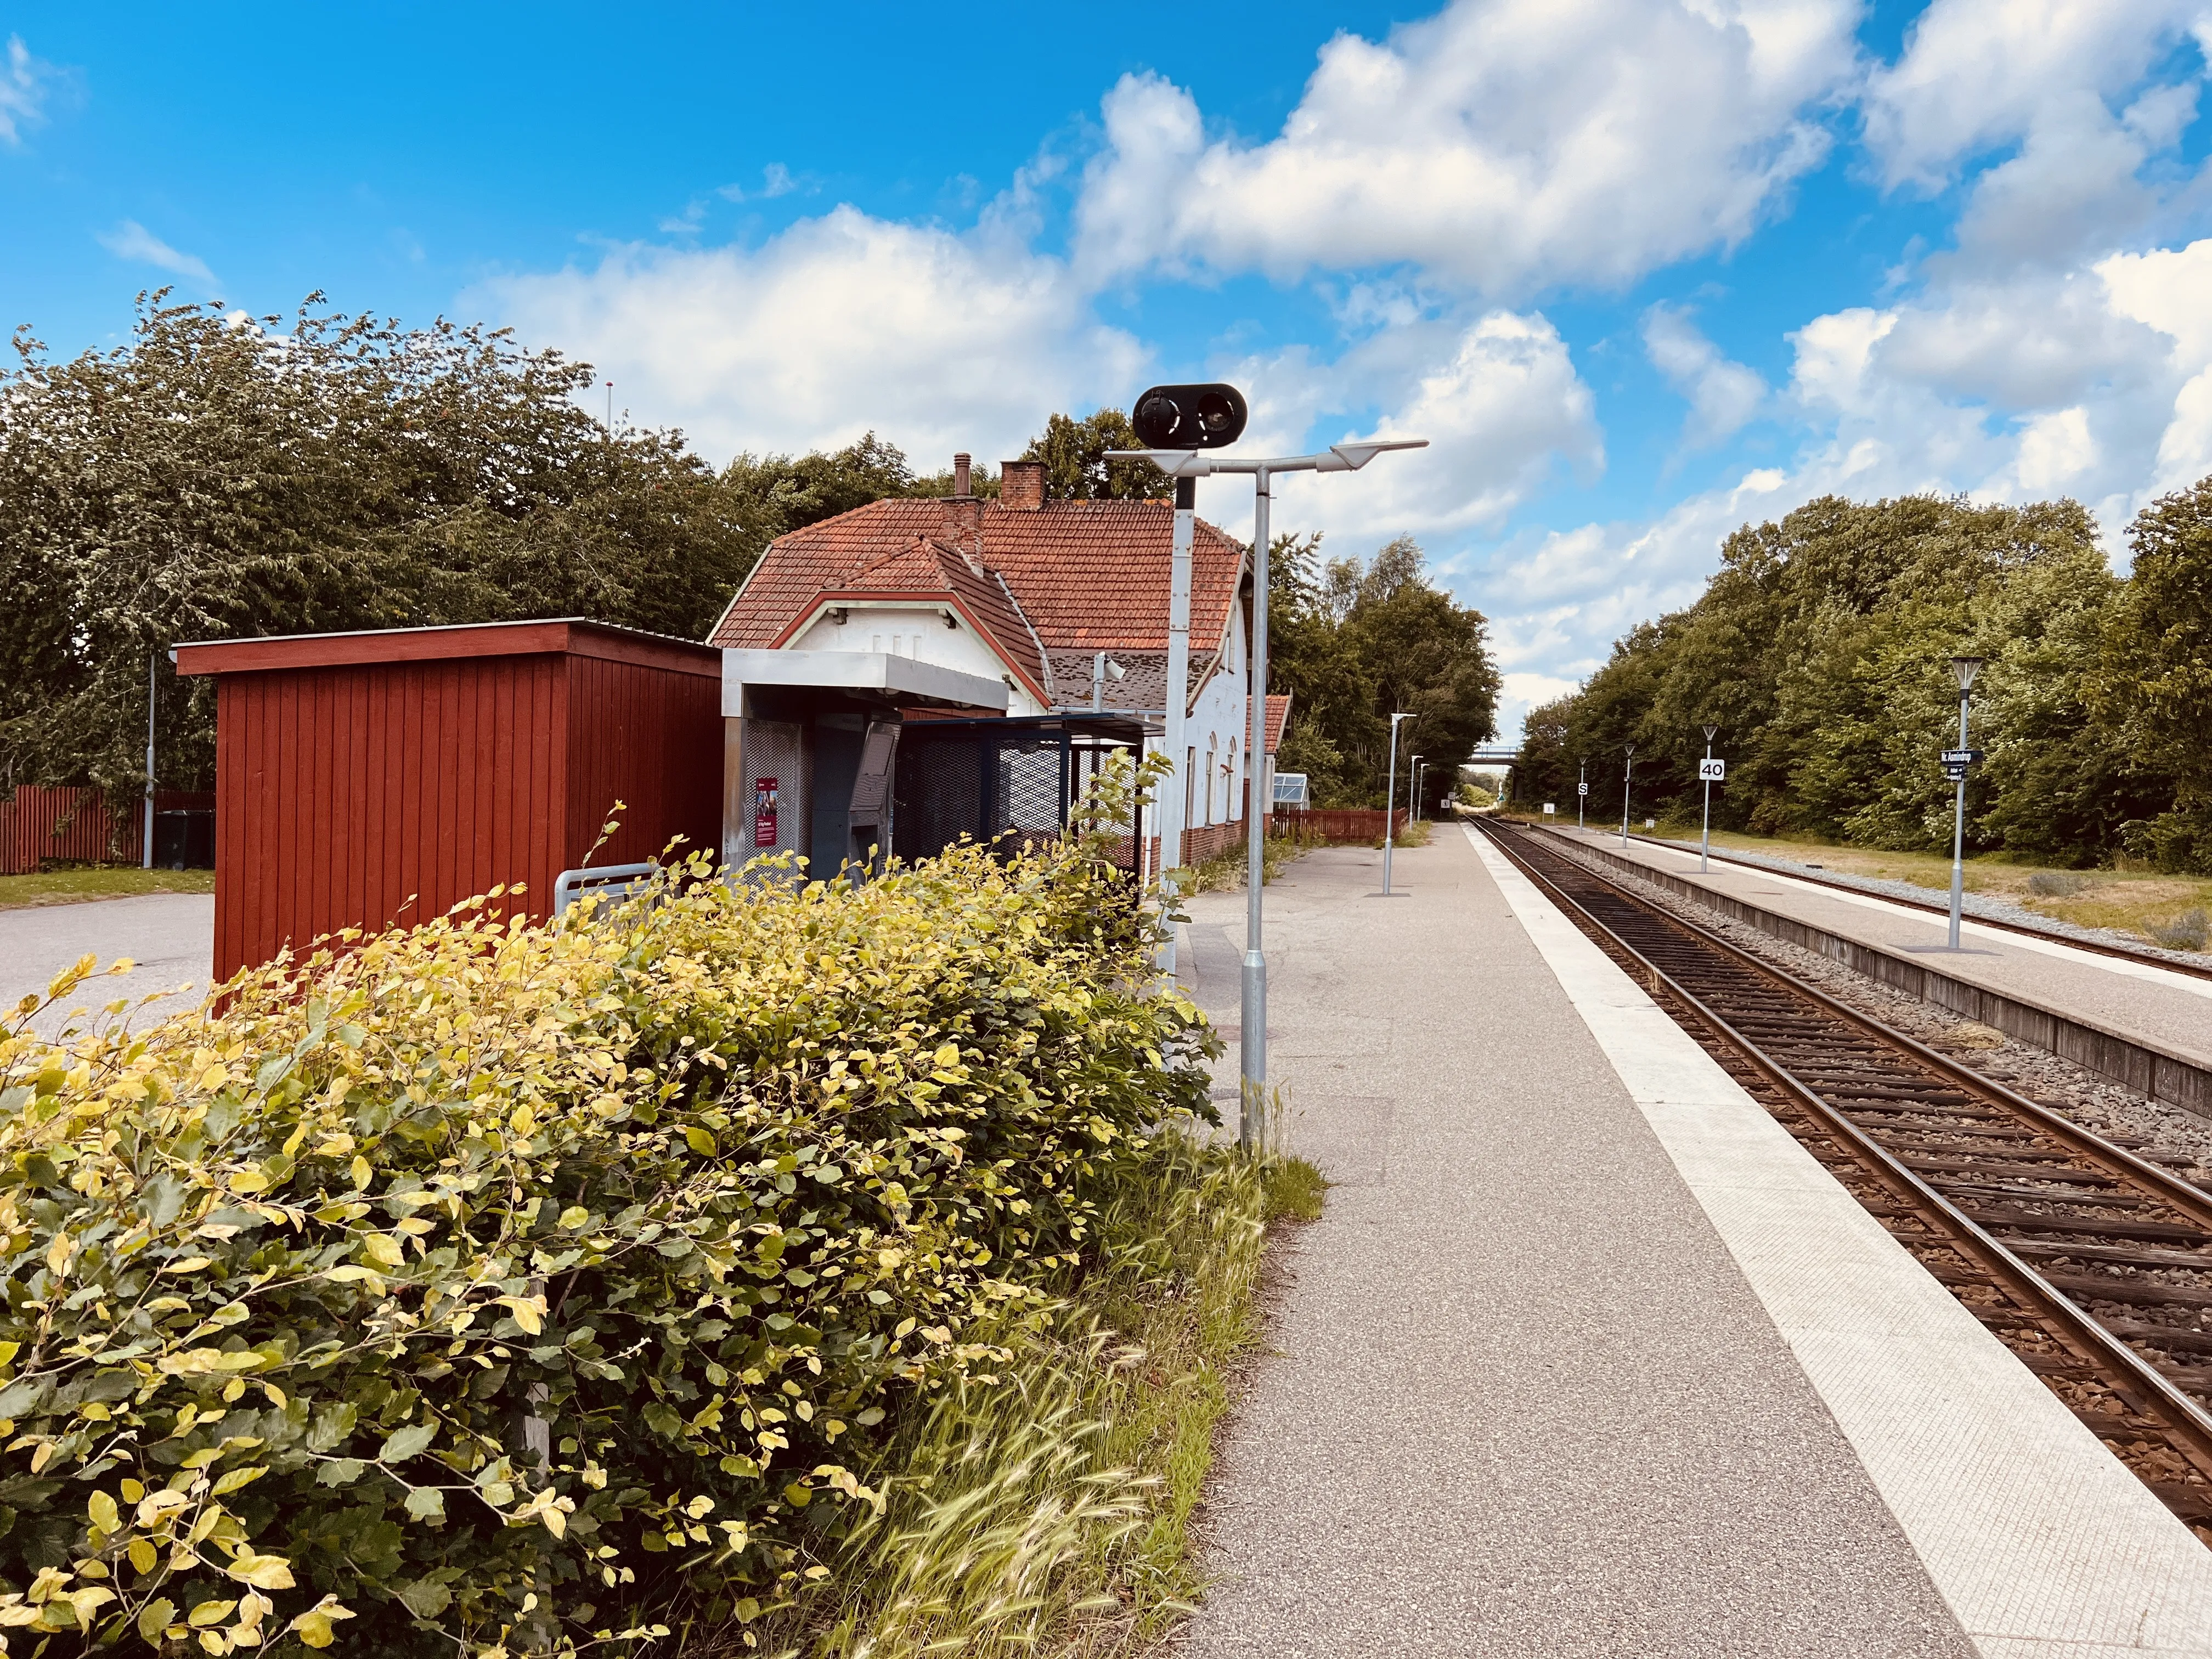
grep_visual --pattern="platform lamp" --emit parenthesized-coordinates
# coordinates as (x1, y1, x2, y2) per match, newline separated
(1411, 755, 1425, 823)
(1111, 390, 1427, 1150)
(1382, 714, 1414, 895)
(1945, 654, 1985, 949)
(1620, 743, 1635, 847)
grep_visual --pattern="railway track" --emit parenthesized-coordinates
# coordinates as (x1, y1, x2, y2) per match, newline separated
(1479, 817, 2212, 1537)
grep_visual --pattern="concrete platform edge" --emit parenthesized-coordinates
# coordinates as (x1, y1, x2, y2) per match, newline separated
(1534, 822, 2212, 1120)
(1469, 822, 2212, 1658)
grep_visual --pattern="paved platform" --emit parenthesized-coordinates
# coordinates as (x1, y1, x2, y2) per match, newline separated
(1550, 823, 2212, 1074)
(1171, 826, 2212, 1658)
(0, 894, 213, 1038)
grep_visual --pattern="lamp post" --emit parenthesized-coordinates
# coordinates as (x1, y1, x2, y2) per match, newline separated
(1578, 758, 1586, 831)
(1945, 656, 1985, 949)
(1700, 724, 1718, 873)
(1411, 756, 1425, 823)
(1382, 713, 1414, 896)
(1110, 425, 1427, 1148)
(1620, 744, 1635, 846)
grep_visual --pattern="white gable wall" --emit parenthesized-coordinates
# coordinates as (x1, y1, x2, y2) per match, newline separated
(788, 602, 1046, 715)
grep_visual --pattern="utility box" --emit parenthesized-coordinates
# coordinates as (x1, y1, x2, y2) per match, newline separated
(175, 619, 721, 979)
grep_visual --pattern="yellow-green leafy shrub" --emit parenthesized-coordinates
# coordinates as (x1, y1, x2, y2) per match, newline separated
(0, 836, 1214, 1656)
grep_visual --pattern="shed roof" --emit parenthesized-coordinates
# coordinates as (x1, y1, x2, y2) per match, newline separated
(172, 618, 721, 679)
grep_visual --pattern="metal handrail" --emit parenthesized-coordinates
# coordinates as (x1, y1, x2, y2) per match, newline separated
(552, 861, 659, 918)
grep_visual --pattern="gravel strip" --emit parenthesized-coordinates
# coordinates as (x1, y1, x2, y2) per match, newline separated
(1635, 833, 2211, 970)
(1582, 849, 2212, 1184)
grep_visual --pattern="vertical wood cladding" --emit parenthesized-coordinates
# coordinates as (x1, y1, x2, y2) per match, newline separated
(202, 634, 719, 981)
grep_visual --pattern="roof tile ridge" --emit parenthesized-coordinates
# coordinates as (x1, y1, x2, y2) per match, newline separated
(989, 566, 1057, 704)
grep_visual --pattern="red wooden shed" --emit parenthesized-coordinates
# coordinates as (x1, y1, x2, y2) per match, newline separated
(173, 619, 721, 980)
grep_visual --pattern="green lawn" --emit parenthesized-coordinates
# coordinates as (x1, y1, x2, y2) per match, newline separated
(0, 867, 215, 911)
(1639, 823, 2212, 951)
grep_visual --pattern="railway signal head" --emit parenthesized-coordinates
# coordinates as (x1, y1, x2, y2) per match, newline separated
(1131, 383, 1249, 449)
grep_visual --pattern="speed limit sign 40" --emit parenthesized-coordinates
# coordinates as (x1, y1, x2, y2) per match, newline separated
(1699, 758, 1726, 781)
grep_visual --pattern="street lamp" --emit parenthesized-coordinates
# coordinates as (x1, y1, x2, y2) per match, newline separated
(1382, 714, 1414, 896)
(1411, 755, 1425, 823)
(1578, 757, 1586, 831)
(1620, 744, 1635, 847)
(1109, 422, 1429, 1149)
(1945, 655, 1985, 949)
(1700, 724, 1718, 873)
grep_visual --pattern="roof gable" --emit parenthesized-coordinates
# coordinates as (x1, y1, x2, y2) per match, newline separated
(710, 496, 1248, 682)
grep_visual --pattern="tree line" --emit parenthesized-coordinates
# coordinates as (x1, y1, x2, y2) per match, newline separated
(1510, 481, 2212, 872)
(0, 292, 1499, 818)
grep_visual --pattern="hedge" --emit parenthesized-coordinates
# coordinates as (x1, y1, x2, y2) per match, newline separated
(0, 826, 1215, 1656)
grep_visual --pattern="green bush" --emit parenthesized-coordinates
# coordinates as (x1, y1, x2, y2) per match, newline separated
(0, 834, 1215, 1656)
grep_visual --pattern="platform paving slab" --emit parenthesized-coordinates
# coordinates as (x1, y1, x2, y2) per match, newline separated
(1172, 832, 1975, 1659)
(1471, 825, 2212, 1658)
(1553, 823, 2212, 1074)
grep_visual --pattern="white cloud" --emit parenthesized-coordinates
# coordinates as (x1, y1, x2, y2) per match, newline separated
(1642, 304, 1768, 447)
(1215, 308, 1601, 550)
(1074, 0, 1859, 295)
(477, 204, 1148, 467)
(1861, 0, 2205, 188)
(96, 221, 218, 287)
(0, 35, 50, 145)
(2101, 237, 2212, 493)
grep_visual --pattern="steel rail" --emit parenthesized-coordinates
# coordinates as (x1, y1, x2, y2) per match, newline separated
(1532, 817, 2212, 984)
(1480, 817, 2212, 1480)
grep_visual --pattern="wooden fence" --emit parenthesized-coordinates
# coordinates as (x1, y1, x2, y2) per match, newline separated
(1269, 807, 1408, 844)
(0, 787, 216, 874)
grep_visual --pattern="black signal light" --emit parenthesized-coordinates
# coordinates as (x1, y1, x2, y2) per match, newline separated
(1131, 382, 1248, 449)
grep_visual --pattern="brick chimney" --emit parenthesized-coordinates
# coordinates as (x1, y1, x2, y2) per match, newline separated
(1001, 459, 1046, 511)
(952, 453, 972, 497)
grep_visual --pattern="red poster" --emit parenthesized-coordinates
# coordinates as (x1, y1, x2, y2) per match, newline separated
(753, 776, 780, 848)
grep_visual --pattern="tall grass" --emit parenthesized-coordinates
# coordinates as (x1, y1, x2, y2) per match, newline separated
(708, 1131, 1323, 1658)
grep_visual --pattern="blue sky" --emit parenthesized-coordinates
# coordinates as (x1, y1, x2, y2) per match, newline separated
(6, 2, 2211, 739)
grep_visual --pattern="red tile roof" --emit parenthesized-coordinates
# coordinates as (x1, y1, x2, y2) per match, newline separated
(750, 528, 1051, 706)
(1265, 693, 1291, 754)
(710, 498, 1248, 707)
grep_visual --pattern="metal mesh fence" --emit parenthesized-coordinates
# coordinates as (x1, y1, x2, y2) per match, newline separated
(891, 719, 1143, 878)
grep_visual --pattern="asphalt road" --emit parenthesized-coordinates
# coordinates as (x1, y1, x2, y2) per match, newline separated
(0, 893, 215, 1039)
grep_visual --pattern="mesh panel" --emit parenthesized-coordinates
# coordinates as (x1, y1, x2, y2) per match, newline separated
(739, 720, 810, 864)
(891, 723, 1141, 878)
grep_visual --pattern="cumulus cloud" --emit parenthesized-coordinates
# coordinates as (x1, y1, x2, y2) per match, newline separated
(0, 35, 52, 145)
(2101, 238, 2212, 494)
(1861, 0, 2205, 187)
(96, 221, 218, 287)
(1642, 304, 1768, 448)
(1209, 308, 1601, 552)
(476, 205, 1148, 468)
(1073, 0, 1859, 295)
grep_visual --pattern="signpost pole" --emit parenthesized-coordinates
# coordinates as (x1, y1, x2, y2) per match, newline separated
(1700, 724, 1717, 873)
(1620, 745, 1634, 847)
(1241, 467, 1272, 1148)
(1946, 657, 1984, 949)
(1578, 759, 1585, 831)
(143, 652, 157, 871)
(1158, 475, 1195, 974)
